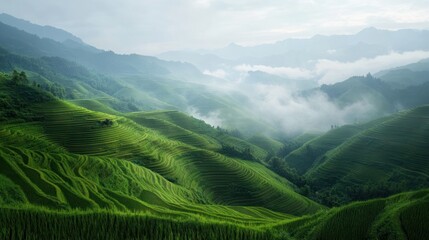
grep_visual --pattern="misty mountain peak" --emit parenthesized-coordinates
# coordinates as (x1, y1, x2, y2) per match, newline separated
(356, 26, 389, 37)
(359, 26, 379, 33)
(0, 13, 83, 44)
(226, 42, 243, 49)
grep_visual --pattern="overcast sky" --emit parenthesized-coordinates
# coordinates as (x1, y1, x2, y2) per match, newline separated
(3, 0, 429, 55)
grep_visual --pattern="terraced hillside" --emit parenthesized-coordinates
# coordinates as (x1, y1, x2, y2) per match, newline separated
(69, 98, 136, 115)
(127, 110, 271, 161)
(0, 144, 297, 225)
(247, 135, 284, 155)
(2, 188, 428, 239)
(276, 189, 429, 240)
(303, 106, 429, 203)
(0, 76, 321, 219)
(284, 118, 386, 174)
(127, 111, 221, 151)
(0, 207, 278, 240)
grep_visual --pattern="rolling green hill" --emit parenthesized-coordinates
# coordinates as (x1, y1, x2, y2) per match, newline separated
(247, 135, 284, 155)
(376, 59, 429, 89)
(0, 74, 321, 220)
(319, 74, 394, 117)
(276, 189, 429, 240)
(283, 116, 388, 175)
(284, 125, 369, 174)
(127, 110, 271, 160)
(289, 105, 429, 205)
(317, 72, 429, 121)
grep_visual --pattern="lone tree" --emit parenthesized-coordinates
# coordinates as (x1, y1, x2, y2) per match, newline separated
(99, 118, 114, 127)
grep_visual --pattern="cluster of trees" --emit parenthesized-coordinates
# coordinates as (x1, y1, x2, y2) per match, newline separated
(267, 152, 423, 207)
(0, 71, 51, 121)
(268, 157, 305, 186)
(215, 126, 244, 139)
(35, 82, 66, 98)
(98, 118, 114, 127)
(11, 70, 28, 84)
(301, 170, 429, 207)
(8, 70, 67, 99)
(330, 125, 339, 130)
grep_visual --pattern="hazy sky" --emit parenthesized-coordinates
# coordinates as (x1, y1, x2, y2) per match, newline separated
(3, 0, 429, 55)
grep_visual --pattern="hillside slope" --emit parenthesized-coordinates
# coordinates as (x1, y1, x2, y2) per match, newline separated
(303, 105, 429, 204)
(0, 75, 321, 218)
(277, 189, 429, 240)
(284, 125, 372, 174)
(2, 188, 427, 239)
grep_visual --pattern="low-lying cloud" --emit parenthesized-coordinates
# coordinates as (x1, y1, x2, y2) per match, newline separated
(187, 107, 224, 128)
(231, 51, 429, 85)
(315, 51, 429, 84)
(203, 69, 228, 79)
(238, 83, 378, 134)
(193, 51, 429, 135)
(234, 64, 314, 79)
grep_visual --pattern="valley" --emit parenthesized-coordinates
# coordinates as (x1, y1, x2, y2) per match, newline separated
(0, 10, 429, 240)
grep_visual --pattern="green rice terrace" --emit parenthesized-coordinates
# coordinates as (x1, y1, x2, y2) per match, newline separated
(1, 71, 429, 240)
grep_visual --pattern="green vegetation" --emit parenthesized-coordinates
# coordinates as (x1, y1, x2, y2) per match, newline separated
(276, 189, 429, 240)
(377, 59, 429, 89)
(0, 207, 275, 240)
(284, 125, 368, 174)
(0, 72, 53, 121)
(0, 22, 273, 134)
(2, 67, 429, 238)
(1, 189, 428, 239)
(127, 110, 271, 161)
(1, 15, 429, 238)
(277, 106, 429, 206)
(0, 76, 320, 220)
(247, 135, 284, 156)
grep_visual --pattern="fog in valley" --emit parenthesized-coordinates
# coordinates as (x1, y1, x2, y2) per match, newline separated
(3, 1, 429, 136)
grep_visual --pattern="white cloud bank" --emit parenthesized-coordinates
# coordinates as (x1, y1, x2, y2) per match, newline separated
(201, 51, 429, 134)
(315, 51, 429, 84)
(240, 84, 378, 134)
(232, 51, 429, 84)
(187, 107, 223, 128)
(203, 69, 228, 79)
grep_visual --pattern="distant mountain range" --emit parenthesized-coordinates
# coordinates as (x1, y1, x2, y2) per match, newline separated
(1, 13, 429, 136)
(0, 13, 84, 43)
(159, 27, 429, 70)
(0, 15, 271, 134)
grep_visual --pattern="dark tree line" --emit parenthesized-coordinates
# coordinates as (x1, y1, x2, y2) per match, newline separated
(219, 144, 256, 161)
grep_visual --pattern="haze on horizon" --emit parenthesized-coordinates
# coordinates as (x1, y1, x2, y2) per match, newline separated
(2, 0, 429, 55)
